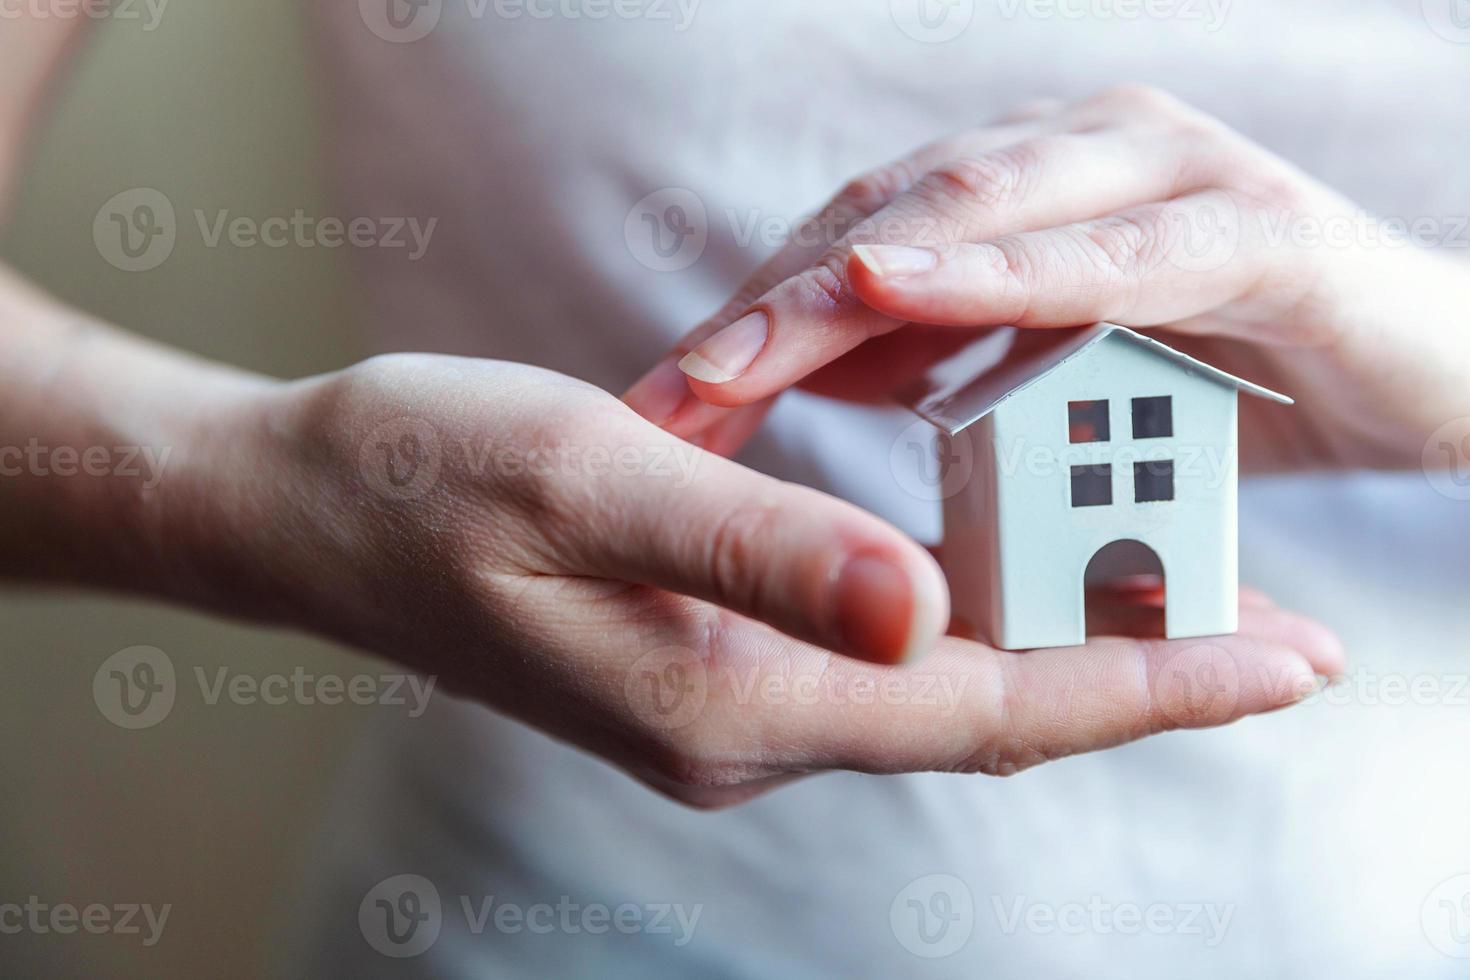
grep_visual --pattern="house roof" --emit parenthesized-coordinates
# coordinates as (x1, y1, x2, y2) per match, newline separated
(895, 323, 1293, 436)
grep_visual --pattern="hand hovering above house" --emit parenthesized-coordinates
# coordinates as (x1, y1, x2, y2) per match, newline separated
(624, 84, 1470, 476)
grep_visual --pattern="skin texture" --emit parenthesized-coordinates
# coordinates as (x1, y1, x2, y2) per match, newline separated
(3, 25, 1348, 808)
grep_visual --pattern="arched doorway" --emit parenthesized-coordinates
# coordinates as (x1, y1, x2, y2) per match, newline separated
(1083, 539, 1166, 638)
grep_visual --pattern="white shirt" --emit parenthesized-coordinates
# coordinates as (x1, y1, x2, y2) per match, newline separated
(280, 2, 1470, 974)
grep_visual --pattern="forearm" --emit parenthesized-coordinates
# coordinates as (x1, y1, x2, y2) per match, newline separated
(0, 263, 282, 605)
(1319, 244, 1470, 465)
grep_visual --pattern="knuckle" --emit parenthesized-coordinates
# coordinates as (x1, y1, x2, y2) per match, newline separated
(702, 495, 785, 615)
(953, 659, 1061, 778)
(978, 239, 1027, 281)
(1240, 167, 1312, 215)
(997, 96, 1064, 123)
(649, 742, 746, 793)
(1079, 214, 1157, 280)
(923, 144, 1038, 213)
(790, 256, 853, 313)
(960, 736, 1051, 778)
(1092, 82, 1189, 118)
(831, 161, 917, 219)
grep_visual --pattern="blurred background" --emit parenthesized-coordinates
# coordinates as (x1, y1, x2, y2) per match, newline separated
(0, 3, 373, 976)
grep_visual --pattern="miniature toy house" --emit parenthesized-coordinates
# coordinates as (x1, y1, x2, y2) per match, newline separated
(899, 323, 1291, 651)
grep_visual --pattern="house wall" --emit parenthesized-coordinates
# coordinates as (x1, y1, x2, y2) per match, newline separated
(941, 416, 1001, 642)
(965, 335, 1240, 650)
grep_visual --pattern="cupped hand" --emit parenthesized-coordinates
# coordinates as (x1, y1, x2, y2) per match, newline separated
(181, 354, 1338, 807)
(625, 85, 1470, 471)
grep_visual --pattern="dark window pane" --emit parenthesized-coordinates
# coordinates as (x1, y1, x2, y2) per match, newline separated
(1134, 459, 1175, 502)
(1068, 400, 1110, 443)
(1071, 464, 1113, 507)
(1132, 396, 1173, 439)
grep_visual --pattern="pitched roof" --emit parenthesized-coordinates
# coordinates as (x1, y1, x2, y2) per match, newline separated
(895, 323, 1292, 436)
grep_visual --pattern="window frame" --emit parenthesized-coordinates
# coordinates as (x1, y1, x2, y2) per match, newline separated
(1068, 399, 1111, 444)
(1131, 395, 1174, 440)
(1070, 463, 1114, 508)
(1133, 458, 1175, 503)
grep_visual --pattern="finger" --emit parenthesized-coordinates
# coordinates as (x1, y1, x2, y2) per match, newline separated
(848, 189, 1290, 331)
(557, 414, 950, 666)
(794, 325, 992, 402)
(580, 585, 1334, 792)
(691, 395, 776, 458)
(995, 96, 1066, 124)
(624, 118, 1058, 432)
(1236, 602, 1345, 678)
(1083, 585, 1341, 675)
(783, 622, 1328, 778)
(675, 127, 1209, 407)
(621, 138, 951, 435)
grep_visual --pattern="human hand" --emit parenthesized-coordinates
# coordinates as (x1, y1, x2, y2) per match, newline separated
(167, 354, 1342, 807)
(625, 85, 1470, 471)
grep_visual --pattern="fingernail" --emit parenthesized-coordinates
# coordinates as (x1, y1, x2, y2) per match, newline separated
(678, 311, 768, 384)
(852, 244, 938, 279)
(834, 552, 948, 665)
(623, 355, 692, 426)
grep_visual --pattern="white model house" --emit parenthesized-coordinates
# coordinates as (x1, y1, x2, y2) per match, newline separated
(898, 323, 1291, 651)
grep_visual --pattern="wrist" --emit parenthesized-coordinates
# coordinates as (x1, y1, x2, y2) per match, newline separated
(145, 370, 349, 632)
(0, 298, 288, 610)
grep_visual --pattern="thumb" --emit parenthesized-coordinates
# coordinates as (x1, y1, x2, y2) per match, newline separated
(562, 417, 949, 666)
